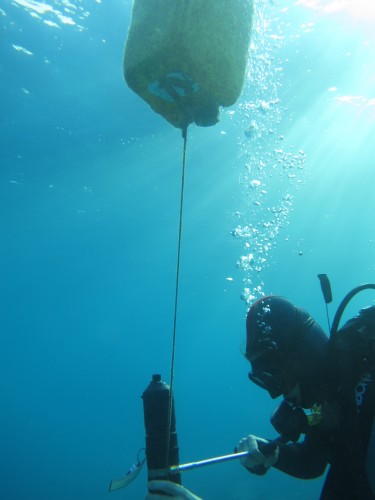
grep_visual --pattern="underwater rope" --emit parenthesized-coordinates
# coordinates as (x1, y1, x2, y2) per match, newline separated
(165, 125, 189, 472)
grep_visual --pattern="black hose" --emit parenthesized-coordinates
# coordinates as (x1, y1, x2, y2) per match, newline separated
(330, 284, 375, 339)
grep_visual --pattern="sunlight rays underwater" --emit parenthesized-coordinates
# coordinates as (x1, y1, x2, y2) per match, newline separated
(1, 0, 375, 499)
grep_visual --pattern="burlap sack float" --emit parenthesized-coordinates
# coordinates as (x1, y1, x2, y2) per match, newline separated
(124, 0, 254, 130)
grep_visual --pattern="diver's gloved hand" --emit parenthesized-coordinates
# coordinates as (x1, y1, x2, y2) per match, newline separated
(145, 480, 202, 500)
(236, 435, 279, 473)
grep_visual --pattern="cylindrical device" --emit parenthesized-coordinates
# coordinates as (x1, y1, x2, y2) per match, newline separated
(142, 374, 181, 485)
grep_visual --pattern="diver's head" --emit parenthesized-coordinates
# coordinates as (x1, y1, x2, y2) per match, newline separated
(245, 296, 329, 408)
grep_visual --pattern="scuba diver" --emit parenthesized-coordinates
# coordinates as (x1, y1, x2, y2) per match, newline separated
(146, 293, 375, 499)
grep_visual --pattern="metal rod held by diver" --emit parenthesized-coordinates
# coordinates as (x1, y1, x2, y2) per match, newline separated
(169, 451, 249, 474)
(148, 441, 280, 478)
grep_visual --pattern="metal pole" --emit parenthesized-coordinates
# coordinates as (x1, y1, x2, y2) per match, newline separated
(147, 440, 280, 479)
(169, 451, 249, 474)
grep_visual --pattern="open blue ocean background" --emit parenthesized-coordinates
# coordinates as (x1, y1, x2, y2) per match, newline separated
(1, 1, 374, 499)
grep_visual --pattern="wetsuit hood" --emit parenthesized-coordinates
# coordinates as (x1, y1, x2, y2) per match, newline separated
(246, 296, 329, 407)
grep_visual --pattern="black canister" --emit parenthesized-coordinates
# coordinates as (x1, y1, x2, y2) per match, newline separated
(142, 374, 181, 485)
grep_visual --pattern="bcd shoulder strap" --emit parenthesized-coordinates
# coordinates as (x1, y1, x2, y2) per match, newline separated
(335, 306, 375, 371)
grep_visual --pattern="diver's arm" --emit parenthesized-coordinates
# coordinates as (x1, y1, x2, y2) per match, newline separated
(274, 433, 328, 479)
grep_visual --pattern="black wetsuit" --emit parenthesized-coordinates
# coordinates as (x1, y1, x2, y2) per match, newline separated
(275, 308, 375, 499)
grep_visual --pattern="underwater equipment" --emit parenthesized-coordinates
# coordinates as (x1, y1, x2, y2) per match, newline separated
(318, 273, 332, 331)
(169, 439, 279, 475)
(143, 439, 280, 477)
(115, 2, 254, 492)
(319, 278, 375, 494)
(108, 449, 146, 492)
(366, 416, 375, 495)
(142, 374, 181, 486)
(330, 283, 375, 338)
(317, 275, 375, 339)
(270, 399, 323, 443)
(108, 442, 279, 489)
(109, 380, 280, 491)
(123, 0, 254, 131)
(270, 399, 308, 442)
(248, 364, 286, 400)
(109, 374, 181, 493)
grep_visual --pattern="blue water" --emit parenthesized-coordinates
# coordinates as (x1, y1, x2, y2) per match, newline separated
(1, 1, 375, 499)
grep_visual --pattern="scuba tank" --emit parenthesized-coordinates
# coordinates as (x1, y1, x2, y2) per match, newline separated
(142, 374, 181, 485)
